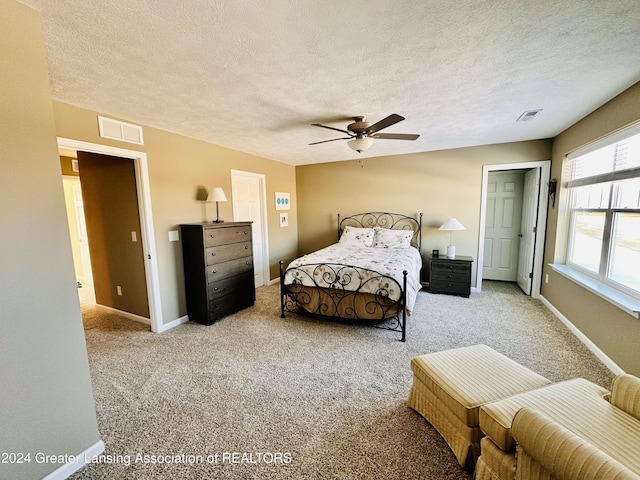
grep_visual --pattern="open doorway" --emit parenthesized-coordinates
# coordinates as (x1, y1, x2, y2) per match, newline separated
(477, 161, 551, 297)
(60, 150, 151, 327)
(58, 138, 163, 332)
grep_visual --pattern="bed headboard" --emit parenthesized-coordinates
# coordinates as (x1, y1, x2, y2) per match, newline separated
(338, 212, 422, 250)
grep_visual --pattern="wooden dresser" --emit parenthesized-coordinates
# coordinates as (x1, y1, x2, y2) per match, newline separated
(428, 255, 473, 298)
(180, 222, 255, 325)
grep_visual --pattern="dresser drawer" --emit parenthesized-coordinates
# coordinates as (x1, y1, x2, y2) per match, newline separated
(204, 226, 252, 247)
(207, 256, 253, 283)
(208, 273, 253, 302)
(208, 289, 255, 323)
(205, 241, 252, 265)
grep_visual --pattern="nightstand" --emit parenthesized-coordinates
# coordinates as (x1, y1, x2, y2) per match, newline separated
(428, 255, 473, 298)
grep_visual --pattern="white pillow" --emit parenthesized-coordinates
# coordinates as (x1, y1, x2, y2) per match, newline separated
(371, 227, 413, 248)
(339, 226, 375, 246)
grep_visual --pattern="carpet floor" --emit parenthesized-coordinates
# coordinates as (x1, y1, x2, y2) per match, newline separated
(70, 281, 614, 479)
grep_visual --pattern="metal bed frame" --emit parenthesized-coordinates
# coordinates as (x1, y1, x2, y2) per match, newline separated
(279, 212, 422, 342)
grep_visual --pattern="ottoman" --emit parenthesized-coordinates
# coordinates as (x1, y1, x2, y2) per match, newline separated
(407, 344, 551, 469)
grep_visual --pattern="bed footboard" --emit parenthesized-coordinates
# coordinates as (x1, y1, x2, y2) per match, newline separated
(279, 260, 408, 341)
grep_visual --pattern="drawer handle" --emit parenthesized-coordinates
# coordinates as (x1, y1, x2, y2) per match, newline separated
(210, 234, 215, 238)
(449, 266, 454, 270)
(212, 269, 218, 273)
(211, 252, 216, 256)
(447, 284, 452, 287)
(447, 274, 452, 278)
(245, 246, 249, 249)
(245, 261, 250, 265)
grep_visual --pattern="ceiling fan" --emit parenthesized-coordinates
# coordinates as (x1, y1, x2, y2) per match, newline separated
(309, 114, 420, 152)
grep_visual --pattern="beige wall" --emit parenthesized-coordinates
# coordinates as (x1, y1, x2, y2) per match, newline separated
(52, 101, 298, 325)
(0, 1, 100, 478)
(295, 140, 552, 285)
(542, 81, 640, 376)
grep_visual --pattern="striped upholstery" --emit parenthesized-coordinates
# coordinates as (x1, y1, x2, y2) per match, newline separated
(408, 345, 551, 468)
(479, 377, 640, 478)
(475, 437, 516, 480)
(480, 378, 609, 452)
(610, 374, 640, 422)
(512, 407, 640, 480)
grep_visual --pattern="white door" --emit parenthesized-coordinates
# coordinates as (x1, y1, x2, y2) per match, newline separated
(231, 171, 267, 287)
(517, 169, 541, 294)
(72, 182, 93, 285)
(483, 171, 524, 281)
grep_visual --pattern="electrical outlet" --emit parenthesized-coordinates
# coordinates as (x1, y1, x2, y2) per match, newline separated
(116, 285, 122, 296)
(131, 231, 137, 242)
(545, 274, 549, 284)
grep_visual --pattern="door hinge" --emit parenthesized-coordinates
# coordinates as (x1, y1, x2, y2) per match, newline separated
(529, 272, 533, 278)
(533, 226, 537, 233)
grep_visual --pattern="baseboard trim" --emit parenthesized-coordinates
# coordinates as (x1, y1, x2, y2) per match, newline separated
(95, 304, 151, 325)
(156, 315, 189, 333)
(539, 295, 625, 375)
(42, 440, 105, 480)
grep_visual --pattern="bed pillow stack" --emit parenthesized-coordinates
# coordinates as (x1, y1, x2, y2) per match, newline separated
(339, 226, 375, 246)
(371, 227, 413, 248)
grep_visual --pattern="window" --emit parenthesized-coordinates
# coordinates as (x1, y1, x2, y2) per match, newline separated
(566, 125, 640, 298)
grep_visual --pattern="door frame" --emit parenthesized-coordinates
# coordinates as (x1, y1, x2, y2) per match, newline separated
(57, 137, 163, 332)
(230, 169, 270, 286)
(477, 160, 551, 298)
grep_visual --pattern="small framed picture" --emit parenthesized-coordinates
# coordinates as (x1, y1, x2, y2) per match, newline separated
(280, 213, 289, 227)
(275, 192, 290, 210)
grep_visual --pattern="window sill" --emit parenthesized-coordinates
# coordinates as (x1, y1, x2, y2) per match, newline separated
(549, 264, 640, 318)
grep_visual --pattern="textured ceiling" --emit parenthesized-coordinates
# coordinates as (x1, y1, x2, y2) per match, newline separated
(20, 0, 640, 165)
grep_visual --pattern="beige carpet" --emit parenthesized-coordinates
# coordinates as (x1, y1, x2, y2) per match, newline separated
(70, 281, 614, 479)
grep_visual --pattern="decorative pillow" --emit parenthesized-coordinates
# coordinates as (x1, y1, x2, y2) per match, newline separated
(339, 226, 375, 246)
(371, 227, 413, 248)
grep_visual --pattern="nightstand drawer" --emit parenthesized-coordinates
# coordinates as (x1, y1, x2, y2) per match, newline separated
(431, 262, 471, 275)
(204, 226, 252, 247)
(205, 241, 252, 265)
(432, 271, 469, 283)
(430, 279, 470, 295)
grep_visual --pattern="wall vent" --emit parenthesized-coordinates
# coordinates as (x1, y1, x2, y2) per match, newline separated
(517, 109, 542, 122)
(98, 116, 144, 145)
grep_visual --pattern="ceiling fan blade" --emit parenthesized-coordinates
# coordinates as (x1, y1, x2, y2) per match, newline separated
(311, 123, 353, 135)
(366, 114, 405, 134)
(370, 133, 420, 140)
(309, 137, 351, 145)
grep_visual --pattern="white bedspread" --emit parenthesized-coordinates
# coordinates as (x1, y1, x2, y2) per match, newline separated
(284, 243, 423, 314)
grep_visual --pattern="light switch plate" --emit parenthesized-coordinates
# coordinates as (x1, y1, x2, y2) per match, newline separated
(168, 230, 179, 242)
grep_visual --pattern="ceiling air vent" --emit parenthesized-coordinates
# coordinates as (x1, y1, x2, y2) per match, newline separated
(516, 109, 542, 122)
(98, 116, 144, 145)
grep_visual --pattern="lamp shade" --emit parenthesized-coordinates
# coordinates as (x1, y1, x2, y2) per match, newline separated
(439, 218, 466, 231)
(207, 187, 227, 202)
(347, 136, 374, 153)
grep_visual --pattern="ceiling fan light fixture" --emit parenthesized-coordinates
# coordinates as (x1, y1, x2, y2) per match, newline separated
(347, 136, 374, 153)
